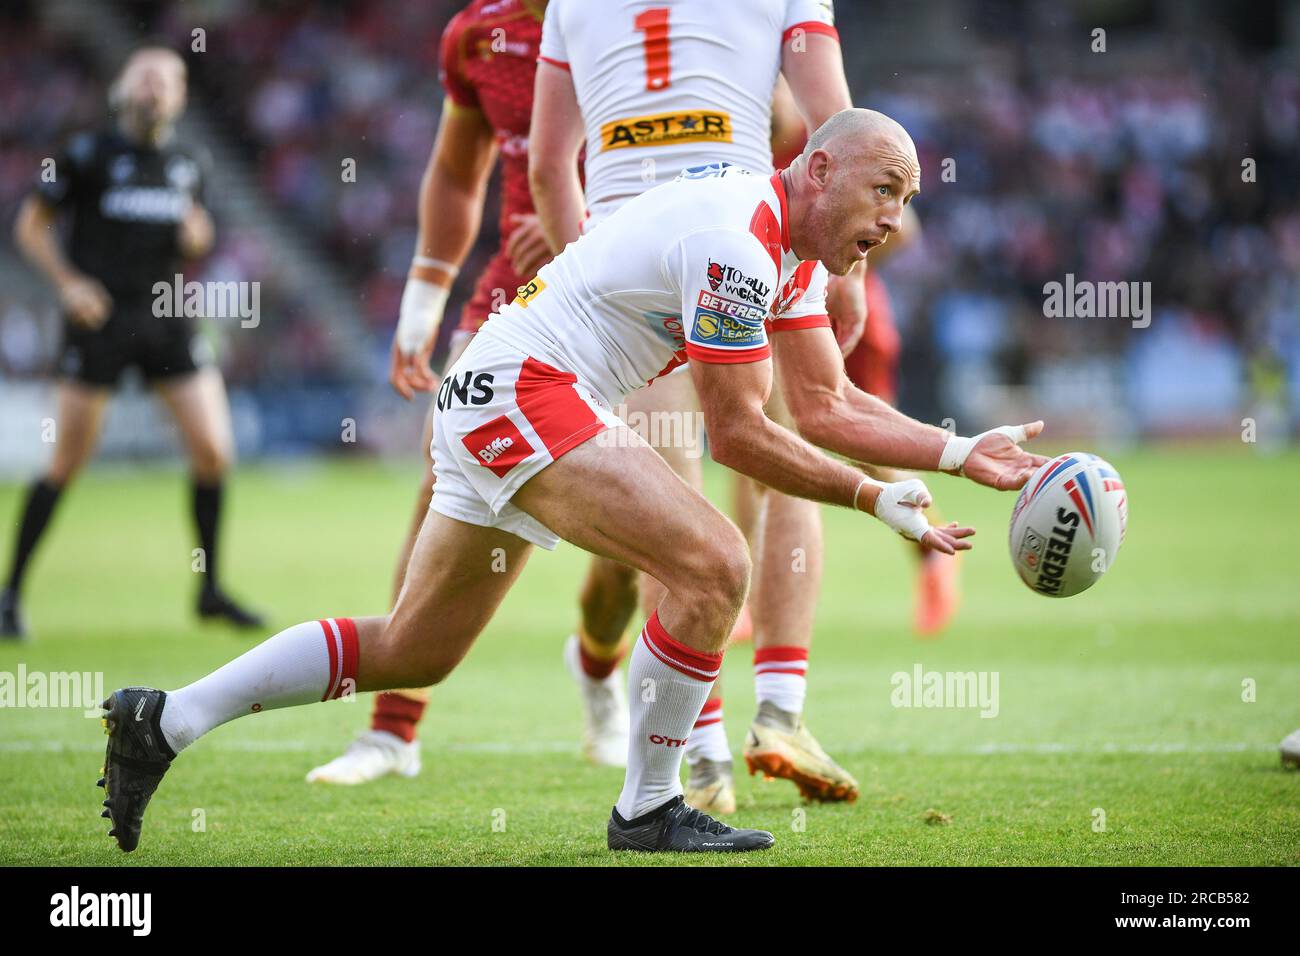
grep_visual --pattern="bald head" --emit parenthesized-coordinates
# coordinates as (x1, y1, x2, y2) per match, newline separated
(803, 109, 919, 176)
(783, 108, 920, 275)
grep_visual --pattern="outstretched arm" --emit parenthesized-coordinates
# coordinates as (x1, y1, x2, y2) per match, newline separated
(690, 355, 972, 554)
(772, 325, 1048, 488)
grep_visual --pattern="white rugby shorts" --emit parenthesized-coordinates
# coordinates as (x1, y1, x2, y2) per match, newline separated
(429, 328, 624, 549)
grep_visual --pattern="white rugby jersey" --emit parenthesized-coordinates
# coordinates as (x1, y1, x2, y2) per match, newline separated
(479, 164, 830, 405)
(538, 0, 837, 214)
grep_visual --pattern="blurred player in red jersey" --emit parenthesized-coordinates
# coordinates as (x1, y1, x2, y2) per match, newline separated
(307, 0, 567, 784)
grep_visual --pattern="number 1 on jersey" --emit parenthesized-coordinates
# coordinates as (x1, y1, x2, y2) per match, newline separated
(634, 7, 671, 91)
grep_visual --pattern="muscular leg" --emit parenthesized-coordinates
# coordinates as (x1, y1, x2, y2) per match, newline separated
(750, 383, 823, 663)
(575, 370, 702, 654)
(513, 431, 750, 820)
(2, 381, 108, 637)
(111, 427, 755, 850)
(160, 509, 535, 754)
(564, 371, 705, 769)
(307, 332, 472, 783)
(741, 376, 858, 803)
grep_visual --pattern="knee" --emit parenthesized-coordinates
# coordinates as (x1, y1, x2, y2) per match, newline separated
(45, 458, 81, 486)
(191, 440, 231, 482)
(678, 522, 751, 613)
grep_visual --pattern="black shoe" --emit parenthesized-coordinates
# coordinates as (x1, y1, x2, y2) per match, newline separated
(197, 586, 264, 629)
(98, 688, 175, 853)
(607, 794, 774, 852)
(1, 588, 27, 641)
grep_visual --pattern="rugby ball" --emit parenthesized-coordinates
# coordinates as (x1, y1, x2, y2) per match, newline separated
(1008, 453, 1127, 597)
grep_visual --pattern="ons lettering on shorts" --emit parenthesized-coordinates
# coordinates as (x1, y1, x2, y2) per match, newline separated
(462, 414, 535, 479)
(437, 370, 495, 411)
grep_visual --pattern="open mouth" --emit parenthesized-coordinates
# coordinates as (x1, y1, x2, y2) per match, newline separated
(857, 239, 881, 256)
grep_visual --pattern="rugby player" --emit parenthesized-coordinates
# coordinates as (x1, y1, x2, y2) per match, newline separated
(98, 108, 1047, 854)
(2, 47, 261, 639)
(528, 0, 868, 810)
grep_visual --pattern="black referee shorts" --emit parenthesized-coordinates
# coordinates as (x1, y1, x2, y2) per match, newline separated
(58, 296, 213, 388)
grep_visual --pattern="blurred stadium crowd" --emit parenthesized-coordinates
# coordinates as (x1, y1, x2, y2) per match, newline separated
(1, 0, 1296, 466)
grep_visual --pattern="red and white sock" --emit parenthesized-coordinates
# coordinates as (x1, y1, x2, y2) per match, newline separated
(615, 611, 721, 820)
(371, 692, 426, 743)
(684, 697, 730, 764)
(160, 618, 360, 753)
(754, 646, 808, 716)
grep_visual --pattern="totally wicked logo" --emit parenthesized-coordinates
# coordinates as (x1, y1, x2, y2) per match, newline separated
(706, 260, 770, 305)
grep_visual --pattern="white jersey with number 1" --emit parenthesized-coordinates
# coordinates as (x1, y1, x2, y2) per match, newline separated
(538, 0, 837, 221)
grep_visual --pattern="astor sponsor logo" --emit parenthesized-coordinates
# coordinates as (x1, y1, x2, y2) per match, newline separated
(706, 260, 770, 305)
(1033, 508, 1080, 595)
(690, 306, 764, 347)
(513, 276, 546, 307)
(437, 370, 495, 410)
(600, 109, 732, 151)
(696, 290, 767, 321)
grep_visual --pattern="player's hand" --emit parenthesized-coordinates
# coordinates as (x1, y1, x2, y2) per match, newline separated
(957, 422, 1050, 491)
(58, 273, 113, 329)
(506, 214, 553, 279)
(178, 203, 215, 258)
(826, 267, 867, 357)
(870, 477, 975, 554)
(388, 334, 437, 401)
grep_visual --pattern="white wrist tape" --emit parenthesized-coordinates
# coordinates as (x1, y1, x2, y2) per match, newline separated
(395, 277, 449, 357)
(858, 475, 933, 544)
(939, 423, 1029, 473)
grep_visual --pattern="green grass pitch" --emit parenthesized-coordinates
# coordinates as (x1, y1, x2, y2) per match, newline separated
(1, 446, 1297, 866)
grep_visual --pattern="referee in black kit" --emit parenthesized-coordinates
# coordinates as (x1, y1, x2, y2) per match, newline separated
(1, 46, 262, 638)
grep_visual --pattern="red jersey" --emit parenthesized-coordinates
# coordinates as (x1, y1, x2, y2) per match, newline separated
(438, 0, 544, 330)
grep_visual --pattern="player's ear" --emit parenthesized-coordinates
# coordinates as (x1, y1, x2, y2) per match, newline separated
(807, 149, 832, 191)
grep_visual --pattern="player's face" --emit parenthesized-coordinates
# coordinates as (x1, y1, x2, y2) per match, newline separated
(812, 146, 919, 275)
(118, 51, 187, 128)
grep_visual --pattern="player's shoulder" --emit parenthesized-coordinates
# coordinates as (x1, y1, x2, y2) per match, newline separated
(673, 166, 783, 240)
